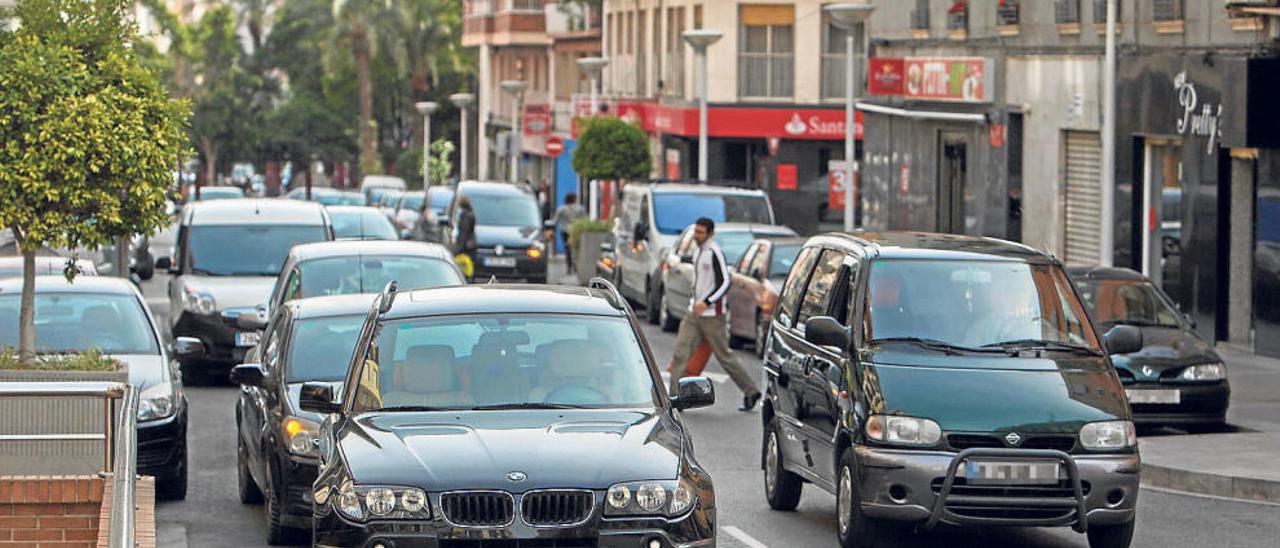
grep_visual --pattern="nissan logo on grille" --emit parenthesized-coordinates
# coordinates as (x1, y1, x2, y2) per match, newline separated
(1004, 432, 1023, 446)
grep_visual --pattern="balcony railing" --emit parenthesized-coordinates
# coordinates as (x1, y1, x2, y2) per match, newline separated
(997, 2, 1020, 26)
(508, 0, 544, 13)
(1055, 0, 1081, 24)
(1153, 0, 1183, 21)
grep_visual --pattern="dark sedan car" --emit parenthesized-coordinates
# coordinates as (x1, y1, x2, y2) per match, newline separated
(302, 281, 717, 548)
(231, 294, 374, 544)
(1069, 266, 1230, 430)
(443, 181, 548, 283)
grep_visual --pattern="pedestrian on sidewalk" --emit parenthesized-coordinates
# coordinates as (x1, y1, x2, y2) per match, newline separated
(553, 193, 586, 273)
(453, 196, 478, 278)
(668, 217, 762, 411)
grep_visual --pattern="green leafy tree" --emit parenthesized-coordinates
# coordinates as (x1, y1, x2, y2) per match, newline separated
(428, 139, 455, 187)
(0, 0, 188, 363)
(571, 117, 652, 182)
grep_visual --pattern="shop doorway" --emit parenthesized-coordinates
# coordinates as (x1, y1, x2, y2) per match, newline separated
(1140, 139, 1183, 301)
(937, 131, 969, 234)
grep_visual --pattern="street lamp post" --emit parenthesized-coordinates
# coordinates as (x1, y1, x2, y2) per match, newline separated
(576, 57, 609, 116)
(500, 80, 528, 185)
(825, 3, 874, 232)
(1100, 0, 1117, 266)
(415, 101, 438, 188)
(683, 30, 722, 183)
(449, 93, 475, 181)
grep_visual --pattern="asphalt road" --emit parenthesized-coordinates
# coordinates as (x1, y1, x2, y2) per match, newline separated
(137, 235, 1279, 548)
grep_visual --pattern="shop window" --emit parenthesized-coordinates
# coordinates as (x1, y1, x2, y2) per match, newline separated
(738, 5, 794, 99)
(821, 15, 864, 100)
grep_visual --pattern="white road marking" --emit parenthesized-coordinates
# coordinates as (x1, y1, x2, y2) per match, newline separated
(722, 525, 771, 548)
(660, 371, 731, 384)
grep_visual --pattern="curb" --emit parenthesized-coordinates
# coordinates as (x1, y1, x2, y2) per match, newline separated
(1141, 461, 1280, 503)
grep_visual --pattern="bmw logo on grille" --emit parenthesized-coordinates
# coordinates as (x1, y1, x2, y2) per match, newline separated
(1004, 432, 1023, 446)
(507, 471, 527, 482)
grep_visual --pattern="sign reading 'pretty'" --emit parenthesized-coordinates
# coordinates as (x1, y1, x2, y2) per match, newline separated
(1174, 71, 1224, 155)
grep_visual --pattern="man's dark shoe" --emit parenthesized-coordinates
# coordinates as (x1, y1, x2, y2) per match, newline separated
(739, 392, 761, 412)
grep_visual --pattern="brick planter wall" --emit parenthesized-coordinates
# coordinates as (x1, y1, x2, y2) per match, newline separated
(0, 475, 103, 547)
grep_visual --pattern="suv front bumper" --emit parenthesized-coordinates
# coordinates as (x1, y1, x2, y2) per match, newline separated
(854, 445, 1139, 531)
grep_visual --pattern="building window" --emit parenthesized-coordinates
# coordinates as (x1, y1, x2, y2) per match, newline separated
(509, 0, 543, 12)
(1153, 0, 1183, 21)
(1091, 0, 1120, 24)
(1055, 0, 1081, 24)
(911, 0, 930, 30)
(997, 0, 1020, 26)
(946, 1, 968, 32)
(738, 5, 794, 99)
(821, 16, 864, 100)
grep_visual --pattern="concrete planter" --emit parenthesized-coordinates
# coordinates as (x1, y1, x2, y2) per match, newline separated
(576, 231, 610, 285)
(0, 365, 128, 475)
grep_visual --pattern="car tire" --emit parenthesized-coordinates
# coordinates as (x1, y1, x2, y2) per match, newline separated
(764, 421, 803, 511)
(265, 461, 305, 546)
(646, 279, 662, 325)
(157, 440, 188, 501)
(755, 312, 769, 359)
(659, 291, 679, 333)
(237, 434, 263, 504)
(1086, 519, 1136, 548)
(836, 447, 887, 548)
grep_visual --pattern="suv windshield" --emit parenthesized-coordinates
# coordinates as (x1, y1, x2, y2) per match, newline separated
(295, 256, 461, 297)
(286, 314, 363, 383)
(468, 192, 540, 227)
(188, 225, 327, 276)
(867, 260, 1100, 351)
(350, 315, 657, 411)
(652, 193, 771, 235)
(1074, 279, 1181, 328)
(0, 293, 158, 355)
(330, 210, 397, 240)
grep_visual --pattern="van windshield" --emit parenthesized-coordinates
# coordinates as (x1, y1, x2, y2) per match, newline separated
(652, 193, 771, 235)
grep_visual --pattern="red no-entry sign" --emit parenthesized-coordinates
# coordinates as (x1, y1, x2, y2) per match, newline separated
(545, 136, 565, 157)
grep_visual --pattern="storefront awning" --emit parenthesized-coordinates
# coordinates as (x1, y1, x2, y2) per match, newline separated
(855, 102, 988, 124)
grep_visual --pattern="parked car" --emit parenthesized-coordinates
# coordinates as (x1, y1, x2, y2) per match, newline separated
(1068, 266, 1229, 431)
(155, 199, 332, 380)
(284, 187, 367, 207)
(192, 185, 246, 201)
(302, 281, 717, 547)
(761, 232, 1143, 548)
(326, 206, 400, 241)
(443, 181, 547, 282)
(657, 223, 797, 331)
(0, 256, 98, 277)
(416, 186, 455, 242)
(726, 236, 805, 356)
(0, 276, 201, 500)
(258, 240, 463, 317)
(392, 190, 425, 239)
(231, 294, 375, 544)
(358, 175, 406, 204)
(612, 182, 775, 325)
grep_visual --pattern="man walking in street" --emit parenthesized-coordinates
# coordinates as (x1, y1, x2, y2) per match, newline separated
(668, 217, 762, 411)
(453, 195, 478, 279)
(553, 193, 585, 273)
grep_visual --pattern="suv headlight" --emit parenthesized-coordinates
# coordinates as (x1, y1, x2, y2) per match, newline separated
(283, 417, 320, 458)
(332, 480, 430, 522)
(181, 288, 216, 315)
(1080, 421, 1137, 450)
(605, 479, 697, 517)
(138, 382, 179, 421)
(865, 415, 942, 447)
(1180, 363, 1226, 381)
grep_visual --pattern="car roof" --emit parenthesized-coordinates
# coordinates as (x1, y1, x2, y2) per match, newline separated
(361, 175, 407, 188)
(380, 284, 626, 321)
(286, 293, 378, 321)
(287, 240, 453, 262)
(712, 223, 796, 236)
(807, 231, 1051, 262)
(456, 180, 534, 196)
(0, 275, 140, 296)
(763, 237, 808, 246)
(325, 205, 383, 216)
(636, 182, 768, 197)
(183, 199, 328, 226)
(1065, 265, 1148, 281)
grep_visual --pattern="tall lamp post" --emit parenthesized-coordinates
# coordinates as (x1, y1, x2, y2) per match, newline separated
(824, 3, 874, 231)
(450, 93, 475, 181)
(576, 57, 609, 116)
(683, 29, 722, 183)
(500, 79, 528, 185)
(415, 101, 438, 187)
(1100, 0, 1117, 266)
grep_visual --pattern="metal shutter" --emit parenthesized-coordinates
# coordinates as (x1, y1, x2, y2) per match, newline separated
(1063, 131, 1102, 266)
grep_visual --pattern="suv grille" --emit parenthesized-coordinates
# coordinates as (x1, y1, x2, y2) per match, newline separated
(930, 478, 1090, 523)
(947, 434, 1077, 453)
(441, 492, 514, 527)
(521, 490, 595, 526)
(930, 478, 1092, 498)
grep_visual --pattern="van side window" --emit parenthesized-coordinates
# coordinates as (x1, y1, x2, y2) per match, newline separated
(775, 247, 819, 329)
(795, 250, 846, 329)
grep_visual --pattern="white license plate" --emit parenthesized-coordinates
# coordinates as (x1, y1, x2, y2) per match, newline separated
(485, 257, 517, 268)
(235, 331, 260, 347)
(965, 460, 1060, 485)
(1126, 389, 1180, 404)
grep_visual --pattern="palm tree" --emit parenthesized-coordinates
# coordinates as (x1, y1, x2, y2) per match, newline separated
(331, 0, 389, 176)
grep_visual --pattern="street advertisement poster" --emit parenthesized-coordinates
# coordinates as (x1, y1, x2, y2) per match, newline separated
(867, 57, 994, 103)
(523, 103, 550, 136)
(776, 164, 797, 191)
(828, 160, 857, 211)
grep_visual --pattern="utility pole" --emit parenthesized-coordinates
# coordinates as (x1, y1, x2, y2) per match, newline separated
(1100, 0, 1117, 266)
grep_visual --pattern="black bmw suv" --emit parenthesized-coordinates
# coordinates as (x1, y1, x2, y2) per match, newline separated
(761, 232, 1144, 548)
(302, 280, 717, 548)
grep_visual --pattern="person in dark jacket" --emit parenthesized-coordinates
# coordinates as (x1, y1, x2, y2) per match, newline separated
(455, 195, 478, 259)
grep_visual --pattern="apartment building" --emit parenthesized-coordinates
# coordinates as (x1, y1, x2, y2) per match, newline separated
(599, 0, 867, 233)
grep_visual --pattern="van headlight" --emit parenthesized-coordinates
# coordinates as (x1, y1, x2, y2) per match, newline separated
(605, 479, 696, 517)
(181, 288, 216, 315)
(137, 382, 179, 421)
(1180, 363, 1226, 381)
(283, 417, 320, 457)
(1079, 421, 1137, 450)
(865, 415, 942, 447)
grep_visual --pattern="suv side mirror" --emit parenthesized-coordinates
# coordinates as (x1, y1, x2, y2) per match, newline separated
(172, 337, 204, 359)
(671, 377, 715, 410)
(229, 363, 266, 387)
(1104, 325, 1144, 355)
(300, 382, 341, 414)
(805, 316, 850, 350)
(632, 221, 649, 242)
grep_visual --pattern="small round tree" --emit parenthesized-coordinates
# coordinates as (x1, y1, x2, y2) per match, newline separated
(0, 0, 189, 363)
(571, 117, 652, 183)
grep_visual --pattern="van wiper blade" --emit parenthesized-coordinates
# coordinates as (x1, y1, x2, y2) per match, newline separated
(468, 402, 590, 410)
(981, 339, 1104, 357)
(868, 337, 1002, 355)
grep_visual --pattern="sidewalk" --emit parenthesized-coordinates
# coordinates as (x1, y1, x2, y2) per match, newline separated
(1137, 345, 1280, 503)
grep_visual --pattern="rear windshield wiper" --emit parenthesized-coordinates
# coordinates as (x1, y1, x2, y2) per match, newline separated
(868, 337, 1003, 355)
(468, 402, 591, 410)
(981, 339, 1103, 357)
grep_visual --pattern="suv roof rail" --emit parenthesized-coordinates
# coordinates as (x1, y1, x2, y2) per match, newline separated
(376, 281, 398, 315)
(588, 277, 628, 312)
